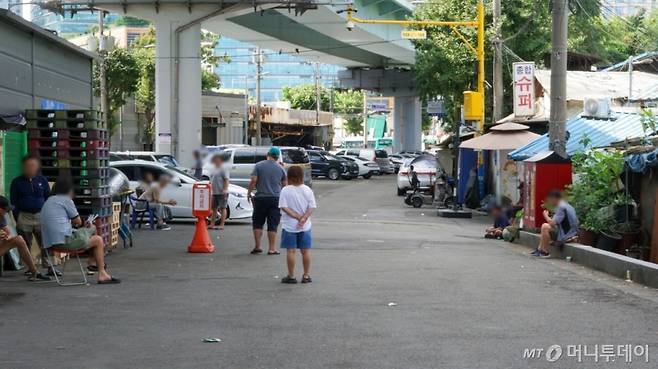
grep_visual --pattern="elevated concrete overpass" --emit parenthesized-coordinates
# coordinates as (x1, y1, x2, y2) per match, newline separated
(60, 0, 421, 162)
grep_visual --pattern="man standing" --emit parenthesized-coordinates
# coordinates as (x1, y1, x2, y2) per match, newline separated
(192, 150, 203, 179)
(532, 189, 579, 257)
(248, 147, 287, 255)
(209, 154, 230, 230)
(10, 155, 55, 275)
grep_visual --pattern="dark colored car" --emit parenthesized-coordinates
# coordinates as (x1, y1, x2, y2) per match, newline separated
(308, 150, 359, 180)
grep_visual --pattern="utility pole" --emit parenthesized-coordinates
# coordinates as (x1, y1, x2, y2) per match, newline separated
(255, 47, 262, 145)
(628, 55, 634, 102)
(362, 92, 368, 148)
(492, 0, 503, 123)
(315, 62, 321, 125)
(98, 12, 109, 132)
(549, 0, 568, 158)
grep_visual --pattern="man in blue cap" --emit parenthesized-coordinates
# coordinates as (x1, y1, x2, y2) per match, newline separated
(247, 147, 287, 255)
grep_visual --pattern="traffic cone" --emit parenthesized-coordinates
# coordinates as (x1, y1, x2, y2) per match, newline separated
(188, 216, 215, 253)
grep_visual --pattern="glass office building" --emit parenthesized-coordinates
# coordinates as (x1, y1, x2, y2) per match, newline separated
(216, 38, 343, 102)
(604, 0, 656, 17)
(29, 7, 118, 36)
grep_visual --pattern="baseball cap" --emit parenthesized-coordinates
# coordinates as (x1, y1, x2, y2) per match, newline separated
(268, 146, 281, 158)
(0, 196, 13, 211)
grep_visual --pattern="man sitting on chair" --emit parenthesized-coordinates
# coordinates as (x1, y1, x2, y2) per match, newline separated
(0, 196, 50, 281)
(40, 178, 120, 284)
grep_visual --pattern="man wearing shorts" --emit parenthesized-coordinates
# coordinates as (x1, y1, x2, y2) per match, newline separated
(210, 154, 230, 230)
(40, 178, 120, 284)
(247, 147, 287, 255)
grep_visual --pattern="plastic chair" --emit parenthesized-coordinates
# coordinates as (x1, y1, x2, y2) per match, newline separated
(42, 247, 88, 286)
(128, 196, 156, 230)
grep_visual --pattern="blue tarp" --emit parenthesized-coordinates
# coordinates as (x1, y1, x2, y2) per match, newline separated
(508, 112, 649, 161)
(626, 148, 658, 173)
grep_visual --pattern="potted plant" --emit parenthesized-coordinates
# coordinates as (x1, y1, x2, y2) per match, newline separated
(594, 212, 621, 252)
(612, 221, 641, 254)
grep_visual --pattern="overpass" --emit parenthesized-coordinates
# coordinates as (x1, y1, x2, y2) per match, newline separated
(61, 0, 421, 163)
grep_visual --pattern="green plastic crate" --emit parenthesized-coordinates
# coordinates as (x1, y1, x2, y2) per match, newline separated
(0, 131, 28, 196)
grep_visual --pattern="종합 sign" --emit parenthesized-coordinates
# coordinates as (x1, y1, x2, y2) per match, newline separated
(513, 62, 535, 117)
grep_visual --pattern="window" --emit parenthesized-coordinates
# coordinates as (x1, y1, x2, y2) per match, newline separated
(254, 148, 268, 163)
(308, 152, 321, 162)
(375, 150, 389, 158)
(139, 166, 166, 181)
(233, 149, 255, 164)
(347, 149, 360, 156)
(114, 165, 138, 181)
(135, 155, 155, 162)
(155, 155, 180, 167)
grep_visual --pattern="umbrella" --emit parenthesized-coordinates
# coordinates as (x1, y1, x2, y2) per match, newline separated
(459, 128, 539, 150)
(459, 130, 540, 150)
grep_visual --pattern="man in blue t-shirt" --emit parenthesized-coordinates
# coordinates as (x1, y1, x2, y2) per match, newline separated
(247, 147, 287, 255)
(10, 155, 53, 274)
(532, 189, 579, 258)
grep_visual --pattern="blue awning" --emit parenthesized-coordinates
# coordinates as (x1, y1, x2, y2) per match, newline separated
(508, 112, 649, 161)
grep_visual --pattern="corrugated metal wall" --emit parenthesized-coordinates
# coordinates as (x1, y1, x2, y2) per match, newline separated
(0, 19, 93, 114)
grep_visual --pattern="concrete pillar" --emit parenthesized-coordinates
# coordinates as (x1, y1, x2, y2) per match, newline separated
(177, 24, 202, 167)
(393, 97, 403, 153)
(154, 20, 174, 155)
(401, 96, 422, 151)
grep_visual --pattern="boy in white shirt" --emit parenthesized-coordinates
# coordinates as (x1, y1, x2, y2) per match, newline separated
(278, 165, 316, 284)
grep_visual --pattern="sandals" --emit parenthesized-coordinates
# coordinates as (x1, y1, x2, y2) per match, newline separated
(281, 276, 297, 284)
(301, 275, 312, 284)
(250, 248, 263, 255)
(267, 250, 280, 255)
(97, 277, 121, 285)
(87, 264, 107, 272)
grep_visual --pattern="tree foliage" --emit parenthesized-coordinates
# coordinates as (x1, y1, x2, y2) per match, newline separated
(93, 47, 140, 133)
(410, 0, 647, 129)
(281, 84, 331, 111)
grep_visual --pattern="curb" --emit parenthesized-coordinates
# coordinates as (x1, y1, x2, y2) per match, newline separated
(515, 231, 658, 289)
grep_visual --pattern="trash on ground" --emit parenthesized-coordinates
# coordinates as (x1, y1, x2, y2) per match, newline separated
(387, 302, 398, 307)
(202, 338, 222, 343)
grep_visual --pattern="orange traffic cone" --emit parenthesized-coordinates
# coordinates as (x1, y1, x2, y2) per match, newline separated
(188, 216, 215, 253)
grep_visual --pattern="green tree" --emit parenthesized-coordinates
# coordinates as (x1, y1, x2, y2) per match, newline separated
(93, 47, 140, 133)
(411, 0, 605, 129)
(343, 116, 364, 136)
(333, 89, 363, 116)
(281, 84, 331, 110)
(113, 16, 150, 27)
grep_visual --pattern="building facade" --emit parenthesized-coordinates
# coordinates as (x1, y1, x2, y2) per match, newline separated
(216, 38, 343, 102)
(605, 0, 656, 16)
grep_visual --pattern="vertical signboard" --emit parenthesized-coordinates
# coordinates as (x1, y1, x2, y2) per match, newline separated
(513, 62, 535, 117)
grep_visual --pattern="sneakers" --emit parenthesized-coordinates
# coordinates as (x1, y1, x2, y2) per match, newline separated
(530, 249, 540, 256)
(531, 249, 550, 258)
(157, 224, 172, 231)
(281, 276, 297, 284)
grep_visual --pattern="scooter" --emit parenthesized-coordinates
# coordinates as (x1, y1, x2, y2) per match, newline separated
(434, 173, 457, 208)
(404, 172, 435, 208)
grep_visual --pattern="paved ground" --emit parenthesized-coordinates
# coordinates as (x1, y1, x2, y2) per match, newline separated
(1, 176, 658, 369)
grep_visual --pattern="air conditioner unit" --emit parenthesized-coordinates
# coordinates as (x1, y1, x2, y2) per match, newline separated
(583, 96, 611, 118)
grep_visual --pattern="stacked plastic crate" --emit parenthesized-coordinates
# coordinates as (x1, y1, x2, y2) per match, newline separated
(26, 110, 112, 247)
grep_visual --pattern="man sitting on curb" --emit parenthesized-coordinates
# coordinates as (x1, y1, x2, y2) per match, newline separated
(0, 196, 50, 281)
(532, 189, 579, 258)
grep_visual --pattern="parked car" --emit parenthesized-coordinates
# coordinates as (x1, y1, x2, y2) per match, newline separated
(110, 151, 181, 167)
(396, 158, 437, 196)
(308, 150, 359, 180)
(110, 160, 253, 220)
(201, 146, 312, 187)
(334, 148, 393, 174)
(389, 154, 406, 173)
(338, 155, 379, 178)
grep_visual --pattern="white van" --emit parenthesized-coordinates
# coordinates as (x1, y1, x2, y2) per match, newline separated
(201, 146, 313, 187)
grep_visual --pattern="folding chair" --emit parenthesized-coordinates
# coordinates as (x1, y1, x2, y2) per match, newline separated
(42, 247, 88, 286)
(128, 195, 155, 230)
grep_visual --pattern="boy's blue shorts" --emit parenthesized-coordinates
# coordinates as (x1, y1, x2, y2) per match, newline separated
(280, 229, 312, 249)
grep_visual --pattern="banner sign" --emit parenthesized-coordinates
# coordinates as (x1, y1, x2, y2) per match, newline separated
(513, 62, 535, 117)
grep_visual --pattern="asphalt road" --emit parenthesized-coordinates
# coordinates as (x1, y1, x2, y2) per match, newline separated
(1, 176, 657, 369)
